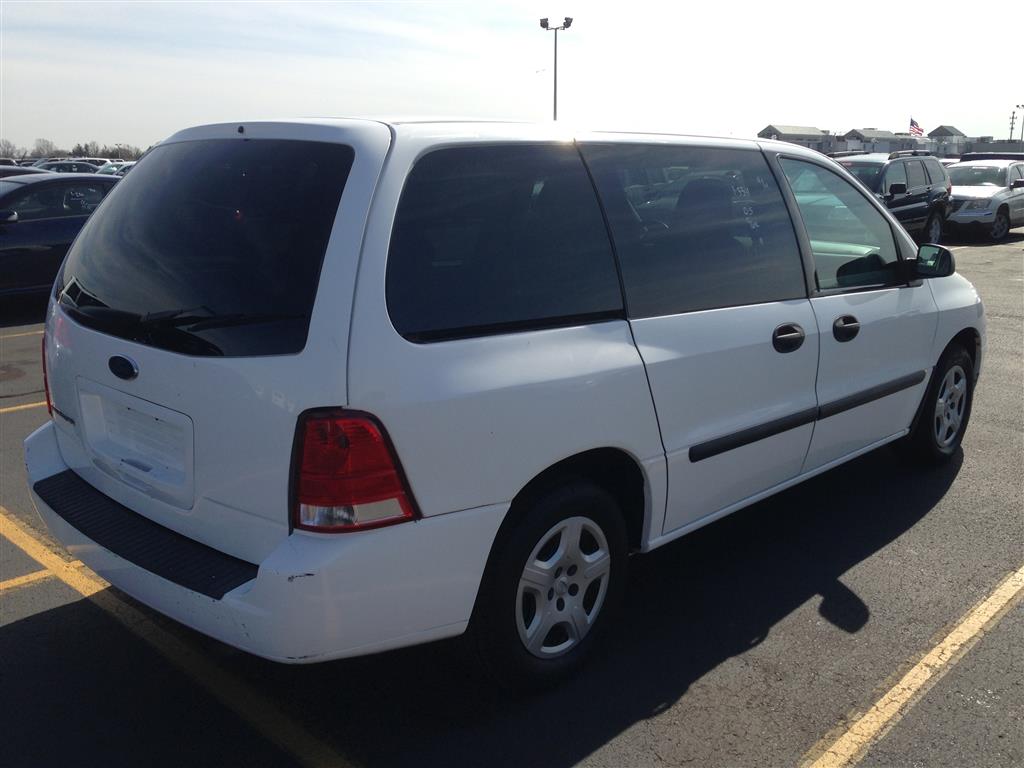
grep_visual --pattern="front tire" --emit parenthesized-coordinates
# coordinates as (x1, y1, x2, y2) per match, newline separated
(905, 344, 974, 464)
(471, 480, 627, 690)
(988, 208, 1010, 242)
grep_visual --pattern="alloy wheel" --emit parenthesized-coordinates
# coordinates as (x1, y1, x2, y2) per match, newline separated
(934, 364, 967, 448)
(515, 516, 611, 659)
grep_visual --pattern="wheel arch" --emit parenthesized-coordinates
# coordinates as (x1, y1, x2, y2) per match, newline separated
(909, 325, 981, 436)
(467, 447, 648, 629)
(503, 448, 648, 553)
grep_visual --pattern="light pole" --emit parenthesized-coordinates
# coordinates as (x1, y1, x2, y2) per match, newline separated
(1018, 105, 1024, 141)
(539, 16, 572, 121)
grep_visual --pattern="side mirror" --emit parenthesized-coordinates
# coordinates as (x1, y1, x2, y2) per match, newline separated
(0, 210, 17, 224)
(887, 182, 907, 197)
(914, 244, 955, 278)
(1011, 179, 1024, 190)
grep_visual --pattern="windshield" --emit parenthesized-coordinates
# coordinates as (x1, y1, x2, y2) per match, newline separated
(58, 138, 355, 356)
(839, 161, 883, 192)
(948, 165, 1007, 187)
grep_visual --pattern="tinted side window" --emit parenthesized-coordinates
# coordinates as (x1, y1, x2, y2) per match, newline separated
(924, 159, 948, 185)
(580, 144, 805, 317)
(883, 162, 907, 193)
(8, 184, 100, 221)
(906, 160, 927, 188)
(60, 182, 111, 215)
(780, 158, 901, 291)
(386, 144, 622, 342)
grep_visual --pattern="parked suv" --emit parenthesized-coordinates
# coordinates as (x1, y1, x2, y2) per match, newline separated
(945, 154, 1024, 241)
(25, 121, 985, 687)
(832, 150, 951, 243)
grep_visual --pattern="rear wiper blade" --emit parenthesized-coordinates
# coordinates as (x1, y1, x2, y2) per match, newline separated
(182, 313, 305, 332)
(139, 306, 216, 326)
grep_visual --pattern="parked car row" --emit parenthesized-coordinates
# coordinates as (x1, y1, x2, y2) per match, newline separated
(829, 150, 1024, 242)
(0, 157, 137, 178)
(0, 173, 119, 297)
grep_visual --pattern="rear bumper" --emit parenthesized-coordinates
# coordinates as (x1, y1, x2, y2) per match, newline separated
(24, 421, 507, 663)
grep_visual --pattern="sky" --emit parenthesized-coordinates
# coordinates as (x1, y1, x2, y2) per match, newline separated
(1, 0, 1020, 151)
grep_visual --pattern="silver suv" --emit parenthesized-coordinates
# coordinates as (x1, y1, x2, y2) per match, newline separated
(946, 154, 1024, 241)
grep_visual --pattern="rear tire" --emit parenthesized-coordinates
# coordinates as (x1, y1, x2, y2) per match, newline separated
(923, 211, 943, 244)
(471, 480, 628, 691)
(904, 344, 974, 464)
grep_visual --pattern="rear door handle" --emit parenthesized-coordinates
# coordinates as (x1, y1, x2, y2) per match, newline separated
(833, 315, 860, 342)
(772, 323, 805, 353)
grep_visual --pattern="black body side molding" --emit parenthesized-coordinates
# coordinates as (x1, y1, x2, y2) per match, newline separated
(689, 371, 927, 463)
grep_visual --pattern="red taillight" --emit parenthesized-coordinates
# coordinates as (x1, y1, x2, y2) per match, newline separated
(41, 336, 53, 417)
(291, 410, 417, 532)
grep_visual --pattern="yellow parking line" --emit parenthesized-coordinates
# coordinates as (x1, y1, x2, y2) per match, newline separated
(0, 505, 353, 768)
(0, 569, 54, 594)
(0, 329, 44, 340)
(804, 564, 1024, 768)
(0, 401, 47, 415)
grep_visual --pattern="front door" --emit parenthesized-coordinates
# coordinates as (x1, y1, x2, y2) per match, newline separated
(581, 140, 819, 536)
(777, 157, 938, 471)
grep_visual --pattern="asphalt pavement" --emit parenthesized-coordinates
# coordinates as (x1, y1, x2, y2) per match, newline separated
(1, 230, 1021, 768)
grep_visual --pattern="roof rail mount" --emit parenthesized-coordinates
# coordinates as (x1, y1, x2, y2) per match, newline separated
(888, 150, 932, 159)
(827, 150, 870, 158)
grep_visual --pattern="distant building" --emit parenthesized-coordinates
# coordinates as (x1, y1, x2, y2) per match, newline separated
(840, 128, 928, 154)
(927, 125, 968, 156)
(757, 125, 836, 153)
(928, 125, 966, 139)
(756, 121, 1022, 159)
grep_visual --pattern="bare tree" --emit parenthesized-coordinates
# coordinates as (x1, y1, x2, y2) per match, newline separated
(32, 138, 58, 157)
(0, 138, 23, 158)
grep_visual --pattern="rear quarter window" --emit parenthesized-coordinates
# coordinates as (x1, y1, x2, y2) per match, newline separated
(924, 159, 948, 185)
(386, 144, 623, 342)
(906, 160, 928, 189)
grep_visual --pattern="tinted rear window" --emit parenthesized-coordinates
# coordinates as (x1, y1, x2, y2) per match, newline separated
(58, 139, 354, 356)
(386, 144, 623, 342)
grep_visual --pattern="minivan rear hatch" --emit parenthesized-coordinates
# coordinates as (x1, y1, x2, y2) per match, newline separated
(44, 120, 392, 563)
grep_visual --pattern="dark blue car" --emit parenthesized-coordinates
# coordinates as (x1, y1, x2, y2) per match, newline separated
(0, 173, 118, 297)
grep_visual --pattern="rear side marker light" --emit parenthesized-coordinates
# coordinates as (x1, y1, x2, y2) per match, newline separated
(291, 410, 417, 532)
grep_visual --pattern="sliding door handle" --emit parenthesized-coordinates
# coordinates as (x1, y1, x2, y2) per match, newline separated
(772, 323, 805, 353)
(833, 315, 860, 342)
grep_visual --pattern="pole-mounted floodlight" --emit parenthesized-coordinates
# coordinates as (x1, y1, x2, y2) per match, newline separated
(539, 16, 573, 120)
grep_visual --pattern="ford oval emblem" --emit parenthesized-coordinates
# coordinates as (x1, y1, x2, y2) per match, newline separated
(108, 355, 139, 381)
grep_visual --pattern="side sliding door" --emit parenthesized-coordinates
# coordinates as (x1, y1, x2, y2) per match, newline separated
(581, 141, 819, 536)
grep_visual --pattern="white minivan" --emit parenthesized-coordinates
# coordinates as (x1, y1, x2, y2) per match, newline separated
(25, 120, 984, 687)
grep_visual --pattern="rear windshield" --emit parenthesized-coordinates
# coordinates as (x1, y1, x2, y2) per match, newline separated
(58, 139, 355, 356)
(839, 162, 883, 192)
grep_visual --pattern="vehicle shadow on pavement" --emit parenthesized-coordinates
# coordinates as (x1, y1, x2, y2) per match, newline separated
(242, 446, 962, 768)
(0, 445, 963, 768)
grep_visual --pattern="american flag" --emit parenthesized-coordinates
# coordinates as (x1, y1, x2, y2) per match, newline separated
(909, 117, 924, 137)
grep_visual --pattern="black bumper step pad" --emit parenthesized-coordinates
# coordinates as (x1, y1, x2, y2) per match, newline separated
(34, 470, 258, 599)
